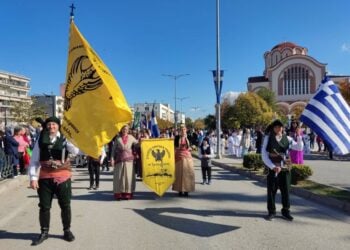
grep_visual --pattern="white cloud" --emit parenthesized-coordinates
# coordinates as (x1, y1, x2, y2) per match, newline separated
(341, 43, 350, 52)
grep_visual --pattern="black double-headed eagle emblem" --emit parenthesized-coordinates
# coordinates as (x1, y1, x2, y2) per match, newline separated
(64, 55, 103, 111)
(151, 149, 166, 162)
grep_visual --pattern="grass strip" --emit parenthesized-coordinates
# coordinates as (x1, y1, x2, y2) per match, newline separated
(297, 180, 350, 203)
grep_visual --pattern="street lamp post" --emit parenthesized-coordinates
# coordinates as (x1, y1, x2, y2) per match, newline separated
(162, 74, 190, 130)
(177, 96, 189, 124)
(213, 0, 223, 159)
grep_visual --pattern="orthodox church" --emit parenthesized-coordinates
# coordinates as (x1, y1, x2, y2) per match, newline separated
(247, 42, 349, 115)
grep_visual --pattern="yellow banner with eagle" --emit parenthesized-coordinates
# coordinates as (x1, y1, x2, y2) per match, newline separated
(141, 138, 175, 196)
(62, 21, 132, 158)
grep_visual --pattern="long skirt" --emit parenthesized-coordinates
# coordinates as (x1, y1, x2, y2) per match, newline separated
(290, 150, 304, 164)
(113, 160, 136, 194)
(172, 156, 195, 192)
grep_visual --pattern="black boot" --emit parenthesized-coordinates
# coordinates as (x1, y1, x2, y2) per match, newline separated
(281, 209, 294, 221)
(31, 228, 49, 246)
(63, 229, 75, 242)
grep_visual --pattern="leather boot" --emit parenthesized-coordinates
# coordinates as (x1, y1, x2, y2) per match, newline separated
(31, 228, 49, 246)
(63, 229, 75, 242)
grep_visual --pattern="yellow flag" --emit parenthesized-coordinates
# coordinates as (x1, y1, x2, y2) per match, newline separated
(141, 138, 175, 197)
(62, 22, 132, 158)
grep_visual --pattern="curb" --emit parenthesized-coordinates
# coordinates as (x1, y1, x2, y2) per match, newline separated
(0, 175, 28, 196)
(210, 159, 350, 215)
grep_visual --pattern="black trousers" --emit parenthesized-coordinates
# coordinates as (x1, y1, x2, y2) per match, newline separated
(201, 158, 211, 181)
(37, 178, 72, 232)
(267, 170, 291, 214)
(88, 160, 100, 187)
(18, 152, 25, 174)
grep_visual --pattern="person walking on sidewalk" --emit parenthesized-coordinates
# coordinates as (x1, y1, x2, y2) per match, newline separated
(87, 146, 106, 190)
(289, 126, 304, 164)
(198, 137, 214, 185)
(4, 128, 19, 178)
(261, 119, 303, 221)
(29, 117, 79, 246)
(240, 128, 251, 157)
(13, 126, 29, 175)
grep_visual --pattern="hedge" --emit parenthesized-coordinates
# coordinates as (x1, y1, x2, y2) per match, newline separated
(291, 164, 313, 184)
(243, 153, 313, 184)
(243, 153, 264, 171)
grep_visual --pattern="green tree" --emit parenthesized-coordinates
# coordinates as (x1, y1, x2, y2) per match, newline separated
(185, 117, 193, 128)
(222, 92, 274, 129)
(204, 114, 216, 131)
(11, 97, 48, 124)
(11, 101, 30, 123)
(256, 87, 277, 111)
(193, 118, 205, 130)
(29, 98, 48, 123)
(157, 117, 173, 130)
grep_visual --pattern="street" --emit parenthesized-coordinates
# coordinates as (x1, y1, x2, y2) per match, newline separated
(0, 158, 350, 250)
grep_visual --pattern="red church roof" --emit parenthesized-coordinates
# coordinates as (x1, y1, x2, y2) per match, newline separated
(272, 42, 298, 51)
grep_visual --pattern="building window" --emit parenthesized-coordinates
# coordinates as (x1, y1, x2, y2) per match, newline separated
(283, 65, 311, 96)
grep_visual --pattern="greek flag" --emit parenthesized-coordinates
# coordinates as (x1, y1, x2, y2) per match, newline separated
(151, 108, 160, 138)
(300, 77, 350, 155)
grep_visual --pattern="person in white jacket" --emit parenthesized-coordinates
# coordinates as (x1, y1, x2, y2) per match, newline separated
(289, 126, 305, 164)
(261, 119, 303, 221)
(232, 130, 242, 158)
(227, 132, 234, 156)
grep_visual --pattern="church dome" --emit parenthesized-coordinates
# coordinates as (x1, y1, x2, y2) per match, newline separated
(272, 42, 298, 51)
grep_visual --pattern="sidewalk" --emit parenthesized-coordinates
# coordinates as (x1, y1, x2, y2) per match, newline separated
(304, 152, 350, 192)
(0, 175, 28, 196)
(209, 154, 350, 214)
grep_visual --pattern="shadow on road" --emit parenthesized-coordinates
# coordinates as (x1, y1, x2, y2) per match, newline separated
(304, 153, 350, 161)
(132, 207, 243, 237)
(71, 191, 115, 201)
(72, 178, 113, 182)
(190, 191, 266, 203)
(0, 230, 62, 242)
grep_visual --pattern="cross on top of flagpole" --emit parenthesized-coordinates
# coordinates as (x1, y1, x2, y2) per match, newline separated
(69, 3, 75, 21)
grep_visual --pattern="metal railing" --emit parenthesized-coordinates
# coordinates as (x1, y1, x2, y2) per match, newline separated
(0, 149, 14, 180)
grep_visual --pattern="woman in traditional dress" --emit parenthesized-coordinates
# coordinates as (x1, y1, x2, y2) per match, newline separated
(289, 126, 304, 164)
(172, 124, 195, 197)
(111, 125, 138, 200)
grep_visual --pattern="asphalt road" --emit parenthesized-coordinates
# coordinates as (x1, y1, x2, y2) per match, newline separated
(0, 159, 350, 250)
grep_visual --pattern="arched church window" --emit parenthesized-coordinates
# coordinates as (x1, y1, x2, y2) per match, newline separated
(282, 65, 311, 96)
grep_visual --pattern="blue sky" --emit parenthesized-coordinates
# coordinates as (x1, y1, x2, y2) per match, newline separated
(1, 0, 350, 120)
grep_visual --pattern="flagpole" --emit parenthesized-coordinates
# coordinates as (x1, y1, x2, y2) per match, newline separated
(215, 0, 222, 159)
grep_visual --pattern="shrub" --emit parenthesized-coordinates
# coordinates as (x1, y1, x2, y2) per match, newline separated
(291, 164, 313, 184)
(243, 153, 264, 171)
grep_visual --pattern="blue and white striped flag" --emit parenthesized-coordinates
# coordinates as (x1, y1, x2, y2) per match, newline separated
(300, 77, 350, 155)
(151, 108, 160, 138)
